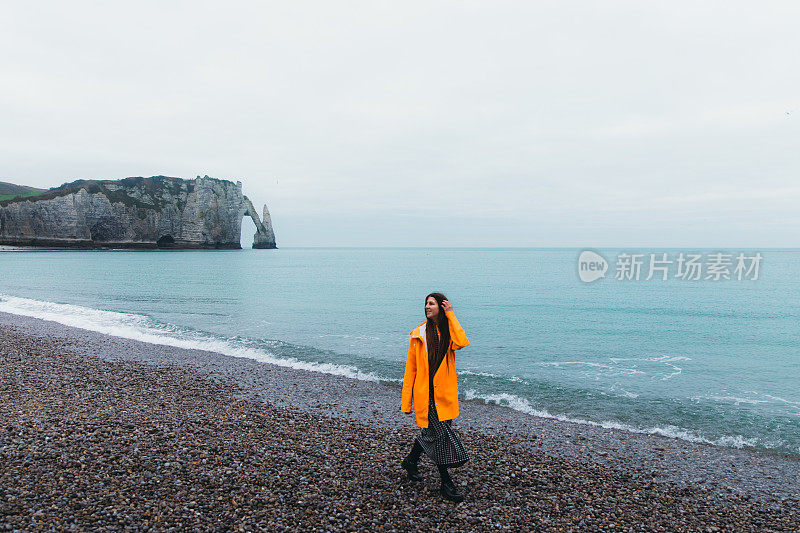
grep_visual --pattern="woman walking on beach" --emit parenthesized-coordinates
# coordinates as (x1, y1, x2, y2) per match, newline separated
(401, 292, 470, 502)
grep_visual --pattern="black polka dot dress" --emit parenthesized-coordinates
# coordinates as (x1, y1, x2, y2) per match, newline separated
(415, 362, 469, 468)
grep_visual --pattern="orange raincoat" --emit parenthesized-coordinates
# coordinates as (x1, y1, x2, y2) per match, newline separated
(401, 310, 469, 428)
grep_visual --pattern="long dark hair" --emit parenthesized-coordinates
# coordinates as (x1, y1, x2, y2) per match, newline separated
(425, 292, 451, 376)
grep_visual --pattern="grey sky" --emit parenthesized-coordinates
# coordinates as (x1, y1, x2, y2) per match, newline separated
(2, 1, 798, 247)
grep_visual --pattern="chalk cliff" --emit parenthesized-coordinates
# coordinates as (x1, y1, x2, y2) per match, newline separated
(0, 175, 277, 249)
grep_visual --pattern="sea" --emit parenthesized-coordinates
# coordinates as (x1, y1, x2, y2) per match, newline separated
(1, 247, 798, 455)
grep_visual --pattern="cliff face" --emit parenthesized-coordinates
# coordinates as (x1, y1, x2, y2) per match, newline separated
(0, 176, 277, 249)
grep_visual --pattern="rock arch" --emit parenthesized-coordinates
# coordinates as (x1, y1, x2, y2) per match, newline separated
(242, 196, 276, 249)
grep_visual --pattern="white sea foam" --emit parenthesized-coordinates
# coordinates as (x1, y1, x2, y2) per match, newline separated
(610, 382, 639, 399)
(693, 392, 800, 412)
(607, 355, 688, 380)
(609, 355, 691, 363)
(460, 370, 501, 378)
(539, 361, 616, 368)
(0, 294, 382, 382)
(763, 394, 800, 407)
(699, 395, 770, 406)
(462, 389, 763, 450)
(536, 360, 647, 377)
(460, 370, 528, 384)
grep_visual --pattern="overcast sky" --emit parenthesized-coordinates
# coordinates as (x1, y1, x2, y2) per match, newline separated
(1, 1, 798, 247)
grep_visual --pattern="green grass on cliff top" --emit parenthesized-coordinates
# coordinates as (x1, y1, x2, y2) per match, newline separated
(0, 181, 47, 202)
(0, 176, 227, 209)
(0, 190, 47, 202)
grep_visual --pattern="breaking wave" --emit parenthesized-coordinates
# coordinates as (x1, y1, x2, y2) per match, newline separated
(0, 294, 381, 382)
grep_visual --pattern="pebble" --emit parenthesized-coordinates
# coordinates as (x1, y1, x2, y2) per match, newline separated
(0, 316, 798, 531)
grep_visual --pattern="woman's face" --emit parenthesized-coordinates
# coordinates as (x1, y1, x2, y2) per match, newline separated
(425, 296, 440, 320)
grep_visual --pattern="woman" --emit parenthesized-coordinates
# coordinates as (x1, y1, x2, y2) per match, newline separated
(400, 292, 470, 502)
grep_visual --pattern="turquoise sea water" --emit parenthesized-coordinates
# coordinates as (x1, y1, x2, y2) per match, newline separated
(1, 248, 798, 455)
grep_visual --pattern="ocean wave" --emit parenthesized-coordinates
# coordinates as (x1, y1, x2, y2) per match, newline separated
(608, 355, 688, 380)
(460, 370, 501, 378)
(535, 360, 647, 378)
(0, 294, 382, 382)
(692, 392, 800, 412)
(609, 382, 639, 398)
(693, 395, 771, 406)
(462, 389, 766, 451)
(460, 370, 529, 384)
(763, 394, 800, 407)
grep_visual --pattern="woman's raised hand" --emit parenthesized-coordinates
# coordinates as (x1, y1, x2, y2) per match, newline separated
(441, 299, 453, 313)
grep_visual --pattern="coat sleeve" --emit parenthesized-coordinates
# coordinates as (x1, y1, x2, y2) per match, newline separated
(401, 336, 416, 413)
(446, 310, 469, 350)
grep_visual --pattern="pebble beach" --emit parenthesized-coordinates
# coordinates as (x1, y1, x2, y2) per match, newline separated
(1, 311, 798, 531)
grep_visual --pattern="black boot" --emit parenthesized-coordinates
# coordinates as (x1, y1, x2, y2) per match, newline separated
(401, 441, 423, 482)
(438, 465, 464, 502)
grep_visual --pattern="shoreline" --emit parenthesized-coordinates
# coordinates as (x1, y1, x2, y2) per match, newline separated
(0, 302, 795, 462)
(1, 311, 798, 530)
